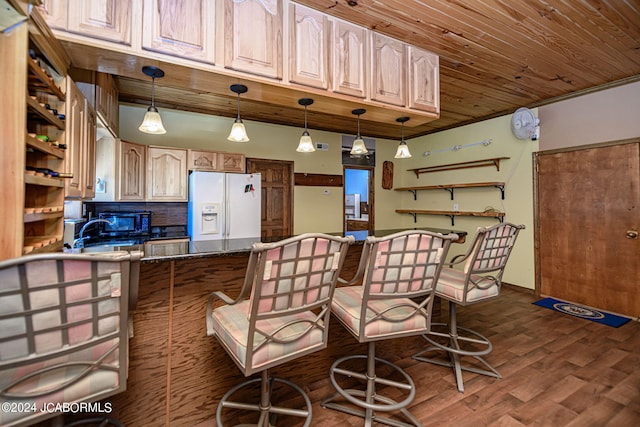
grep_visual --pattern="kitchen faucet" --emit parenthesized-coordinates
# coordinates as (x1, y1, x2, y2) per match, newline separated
(73, 218, 114, 248)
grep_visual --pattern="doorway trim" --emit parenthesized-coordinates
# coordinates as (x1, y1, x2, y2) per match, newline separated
(533, 137, 639, 316)
(343, 165, 375, 234)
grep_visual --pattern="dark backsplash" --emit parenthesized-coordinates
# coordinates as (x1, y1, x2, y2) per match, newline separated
(85, 202, 188, 227)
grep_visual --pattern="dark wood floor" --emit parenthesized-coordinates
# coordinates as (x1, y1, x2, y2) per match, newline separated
(206, 286, 640, 427)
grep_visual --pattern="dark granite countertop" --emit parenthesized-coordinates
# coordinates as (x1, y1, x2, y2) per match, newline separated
(75, 228, 467, 262)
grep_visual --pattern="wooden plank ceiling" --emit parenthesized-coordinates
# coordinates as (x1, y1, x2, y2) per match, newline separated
(79, 0, 640, 140)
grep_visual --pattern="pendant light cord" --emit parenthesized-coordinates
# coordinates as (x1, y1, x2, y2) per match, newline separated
(151, 76, 156, 108)
(236, 92, 241, 120)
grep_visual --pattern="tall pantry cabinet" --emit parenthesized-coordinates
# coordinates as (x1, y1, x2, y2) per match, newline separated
(1, 2, 71, 260)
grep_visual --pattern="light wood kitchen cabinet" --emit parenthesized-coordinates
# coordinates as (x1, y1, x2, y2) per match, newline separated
(218, 152, 246, 173)
(119, 140, 146, 200)
(2, 4, 71, 260)
(289, 2, 329, 89)
(371, 32, 406, 107)
(142, 0, 216, 64)
(69, 69, 119, 137)
(187, 149, 218, 171)
(38, 0, 439, 122)
(96, 72, 119, 134)
(408, 46, 440, 113)
(64, 77, 84, 198)
(331, 16, 367, 98)
(82, 99, 97, 199)
(67, 0, 132, 45)
(64, 78, 96, 200)
(223, 0, 282, 79)
(146, 146, 188, 201)
(38, 0, 68, 30)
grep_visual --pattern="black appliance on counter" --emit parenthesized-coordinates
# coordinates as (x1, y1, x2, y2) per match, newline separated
(98, 211, 152, 238)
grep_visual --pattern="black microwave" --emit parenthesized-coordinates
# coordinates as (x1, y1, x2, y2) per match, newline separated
(98, 211, 151, 237)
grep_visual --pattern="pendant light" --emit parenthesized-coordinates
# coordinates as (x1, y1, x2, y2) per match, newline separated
(227, 84, 250, 142)
(138, 66, 167, 134)
(394, 116, 412, 158)
(296, 98, 316, 152)
(350, 108, 368, 155)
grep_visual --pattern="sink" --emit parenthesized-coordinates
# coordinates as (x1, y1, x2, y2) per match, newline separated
(64, 241, 141, 254)
(84, 240, 138, 248)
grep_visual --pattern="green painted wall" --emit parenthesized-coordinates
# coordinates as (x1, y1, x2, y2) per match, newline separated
(119, 103, 536, 289)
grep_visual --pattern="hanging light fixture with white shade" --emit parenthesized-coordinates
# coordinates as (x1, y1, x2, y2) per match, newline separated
(350, 108, 368, 156)
(138, 66, 167, 134)
(227, 84, 250, 142)
(296, 98, 316, 152)
(394, 116, 412, 159)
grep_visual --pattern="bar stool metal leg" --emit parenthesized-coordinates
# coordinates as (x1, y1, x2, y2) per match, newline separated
(321, 342, 422, 427)
(216, 369, 312, 427)
(412, 301, 501, 393)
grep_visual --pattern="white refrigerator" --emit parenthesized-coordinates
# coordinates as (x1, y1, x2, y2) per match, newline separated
(188, 171, 261, 241)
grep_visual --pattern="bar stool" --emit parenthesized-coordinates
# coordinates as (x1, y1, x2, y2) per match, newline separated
(412, 222, 525, 392)
(322, 230, 457, 427)
(206, 233, 353, 426)
(0, 251, 141, 427)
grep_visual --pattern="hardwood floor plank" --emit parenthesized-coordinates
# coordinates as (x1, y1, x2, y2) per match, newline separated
(305, 288, 640, 426)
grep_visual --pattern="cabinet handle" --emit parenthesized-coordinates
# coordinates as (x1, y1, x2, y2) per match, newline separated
(626, 230, 638, 239)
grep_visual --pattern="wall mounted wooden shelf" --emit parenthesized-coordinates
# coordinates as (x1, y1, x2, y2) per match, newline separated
(395, 181, 505, 200)
(294, 173, 343, 187)
(395, 209, 505, 226)
(408, 157, 510, 177)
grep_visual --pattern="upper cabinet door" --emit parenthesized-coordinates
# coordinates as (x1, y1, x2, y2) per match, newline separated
(67, 0, 132, 45)
(39, 0, 69, 30)
(142, 0, 216, 64)
(119, 140, 146, 201)
(408, 46, 439, 113)
(371, 33, 406, 107)
(331, 17, 367, 98)
(146, 146, 188, 201)
(289, 3, 328, 89)
(224, 0, 282, 79)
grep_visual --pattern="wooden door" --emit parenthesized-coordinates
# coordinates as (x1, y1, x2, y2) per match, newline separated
(118, 140, 146, 200)
(142, 0, 216, 64)
(536, 141, 640, 317)
(146, 146, 187, 201)
(246, 158, 293, 239)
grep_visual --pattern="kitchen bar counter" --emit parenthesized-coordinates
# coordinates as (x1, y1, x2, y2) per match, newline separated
(105, 227, 466, 426)
(87, 227, 466, 262)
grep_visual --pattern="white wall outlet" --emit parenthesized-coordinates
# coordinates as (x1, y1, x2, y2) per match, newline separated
(453, 203, 459, 212)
